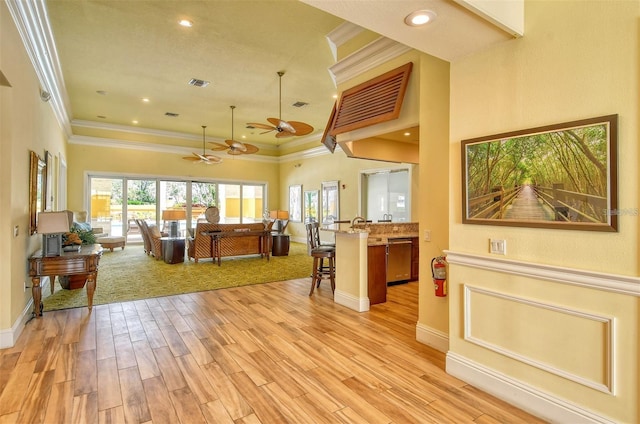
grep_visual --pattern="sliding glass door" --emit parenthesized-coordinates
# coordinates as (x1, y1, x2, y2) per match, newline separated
(88, 175, 266, 242)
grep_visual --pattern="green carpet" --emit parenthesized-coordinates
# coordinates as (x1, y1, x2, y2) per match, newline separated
(42, 242, 312, 311)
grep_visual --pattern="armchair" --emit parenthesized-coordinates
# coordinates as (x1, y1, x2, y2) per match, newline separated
(72, 211, 108, 238)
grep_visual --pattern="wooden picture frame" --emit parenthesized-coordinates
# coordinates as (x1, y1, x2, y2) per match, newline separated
(321, 180, 339, 224)
(45, 150, 54, 211)
(289, 184, 302, 222)
(29, 150, 46, 235)
(462, 115, 618, 231)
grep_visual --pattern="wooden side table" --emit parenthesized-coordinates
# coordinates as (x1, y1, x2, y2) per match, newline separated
(160, 237, 185, 264)
(272, 234, 290, 256)
(28, 244, 103, 317)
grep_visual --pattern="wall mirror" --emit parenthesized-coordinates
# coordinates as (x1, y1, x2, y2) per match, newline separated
(29, 150, 46, 235)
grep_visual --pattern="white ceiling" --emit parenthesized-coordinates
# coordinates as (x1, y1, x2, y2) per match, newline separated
(40, 0, 515, 154)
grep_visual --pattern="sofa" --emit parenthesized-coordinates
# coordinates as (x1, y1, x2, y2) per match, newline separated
(187, 222, 271, 263)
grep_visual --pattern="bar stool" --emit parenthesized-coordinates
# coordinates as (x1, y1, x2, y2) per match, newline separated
(309, 246, 335, 295)
(305, 222, 336, 296)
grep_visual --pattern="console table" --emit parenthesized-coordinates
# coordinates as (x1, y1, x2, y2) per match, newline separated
(28, 244, 103, 317)
(202, 229, 271, 266)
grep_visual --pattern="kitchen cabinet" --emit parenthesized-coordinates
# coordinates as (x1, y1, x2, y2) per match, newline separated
(367, 245, 387, 305)
(411, 237, 419, 281)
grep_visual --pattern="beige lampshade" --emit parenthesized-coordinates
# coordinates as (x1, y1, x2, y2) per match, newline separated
(37, 211, 71, 234)
(269, 210, 289, 220)
(162, 209, 187, 220)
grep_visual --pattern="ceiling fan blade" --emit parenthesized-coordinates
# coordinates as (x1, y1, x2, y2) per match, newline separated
(225, 139, 247, 152)
(275, 131, 294, 139)
(227, 149, 243, 156)
(183, 156, 201, 162)
(286, 121, 314, 136)
(247, 122, 275, 131)
(241, 143, 259, 154)
(209, 142, 229, 151)
(203, 154, 223, 163)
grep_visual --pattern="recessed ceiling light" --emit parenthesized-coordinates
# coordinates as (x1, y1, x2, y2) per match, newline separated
(132, 120, 138, 124)
(179, 19, 193, 27)
(404, 132, 411, 136)
(141, 97, 150, 103)
(332, 94, 338, 99)
(404, 10, 437, 26)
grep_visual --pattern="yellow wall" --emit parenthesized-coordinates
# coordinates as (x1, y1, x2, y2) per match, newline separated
(0, 1, 68, 333)
(448, 1, 639, 421)
(417, 53, 451, 337)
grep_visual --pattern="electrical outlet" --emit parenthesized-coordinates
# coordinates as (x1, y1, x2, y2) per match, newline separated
(13, 225, 19, 237)
(24, 281, 27, 292)
(424, 230, 431, 242)
(489, 239, 506, 255)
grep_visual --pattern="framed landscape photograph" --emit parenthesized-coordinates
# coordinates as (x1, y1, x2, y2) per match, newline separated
(461, 115, 618, 232)
(289, 184, 302, 222)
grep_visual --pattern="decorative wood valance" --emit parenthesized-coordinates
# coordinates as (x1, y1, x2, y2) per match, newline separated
(330, 62, 413, 136)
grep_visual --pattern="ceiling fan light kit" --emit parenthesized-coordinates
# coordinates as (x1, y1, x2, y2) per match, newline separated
(182, 125, 223, 164)
(247, 71, 314, 138)
(209, 106, 259, 156)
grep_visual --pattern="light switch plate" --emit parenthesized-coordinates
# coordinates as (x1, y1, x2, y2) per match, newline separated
(424, 230, 431, 242)
(490, 239, 506, 255)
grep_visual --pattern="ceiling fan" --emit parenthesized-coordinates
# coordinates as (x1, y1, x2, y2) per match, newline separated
(248, 71, 314, 138)
(210, 106, 259, 155)
(182, 126, 223, 164)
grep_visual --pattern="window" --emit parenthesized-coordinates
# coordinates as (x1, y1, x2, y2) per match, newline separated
(88, 175, 266, 241)
(361, 168, 410, 222)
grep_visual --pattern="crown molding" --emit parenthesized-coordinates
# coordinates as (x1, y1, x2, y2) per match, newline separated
(326, 22, 365, 62)
(68, 135, 277, 163)
(6, 0, 72, 136)
(67, 133, 339, 164)
(329, 37, 412, 86)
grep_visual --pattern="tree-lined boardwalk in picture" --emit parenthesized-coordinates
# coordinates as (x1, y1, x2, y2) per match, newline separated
(503, 185, 554, 220)
(463, 116, 616, 229)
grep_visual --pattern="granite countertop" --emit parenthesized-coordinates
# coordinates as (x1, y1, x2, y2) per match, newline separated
(321, 222, 418, 246)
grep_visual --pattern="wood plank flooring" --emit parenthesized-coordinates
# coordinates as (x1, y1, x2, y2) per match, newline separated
(0, 279, 546, 423)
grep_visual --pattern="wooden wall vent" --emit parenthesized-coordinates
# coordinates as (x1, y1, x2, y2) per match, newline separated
(330, 62, 413, 136)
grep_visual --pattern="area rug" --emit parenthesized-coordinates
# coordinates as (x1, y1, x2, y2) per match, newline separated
(42, 242, 312, 311)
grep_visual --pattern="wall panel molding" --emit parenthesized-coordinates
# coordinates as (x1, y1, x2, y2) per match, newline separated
(445, 250, 640, 296)
(464, 285, 614, 394)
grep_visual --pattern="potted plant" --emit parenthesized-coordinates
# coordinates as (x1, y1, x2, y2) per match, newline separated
(59, 225, 98, 289)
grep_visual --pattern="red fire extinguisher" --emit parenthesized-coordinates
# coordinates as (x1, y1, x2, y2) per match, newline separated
(431, 256, 447, 297)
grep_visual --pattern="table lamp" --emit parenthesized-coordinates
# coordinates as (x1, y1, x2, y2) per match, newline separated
(269, 210, 289, 234)
(38, 211, 72, 256)
(162, 209, 187, 237)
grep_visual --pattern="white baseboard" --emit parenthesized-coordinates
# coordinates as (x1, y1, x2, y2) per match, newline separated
(416, 323, 449, 353)
(0, 299, 34, 349)
(334, 289, 369, 312)
(446, 352, 617, 424)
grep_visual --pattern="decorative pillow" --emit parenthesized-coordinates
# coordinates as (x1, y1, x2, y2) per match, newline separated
(72, 221, 92, 232)
(148, 224, 162, 238)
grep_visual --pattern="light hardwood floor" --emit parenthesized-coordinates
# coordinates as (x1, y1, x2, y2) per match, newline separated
(0, 279, 546, 423)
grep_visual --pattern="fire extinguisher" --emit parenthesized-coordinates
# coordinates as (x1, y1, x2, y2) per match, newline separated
(431, 256, 447, 297)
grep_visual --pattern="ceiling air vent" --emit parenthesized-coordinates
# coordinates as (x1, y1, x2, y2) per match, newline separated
(165, 112, 180, 117)
(292, 101, 308, 108)
(330, 62, 412, 136)
(188, 78, 210, 88)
